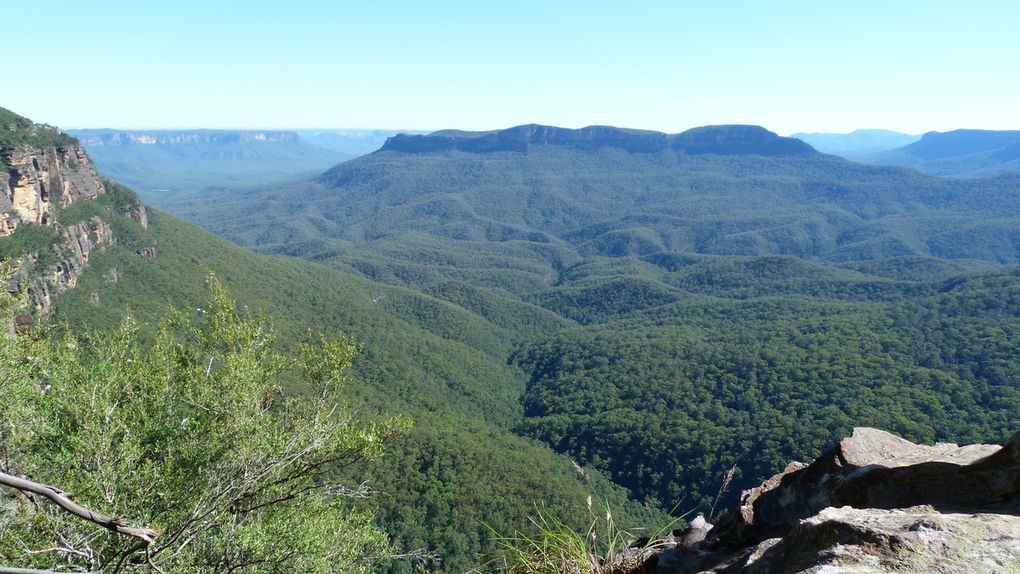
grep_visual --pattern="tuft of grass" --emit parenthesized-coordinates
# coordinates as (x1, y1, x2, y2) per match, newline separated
(488, 466, 687, 574)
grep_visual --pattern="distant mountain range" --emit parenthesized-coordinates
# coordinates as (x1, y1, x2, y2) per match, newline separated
(792, 129, 919, 158)
(385, 124, 815, 155)
(794, 128, 1020, 177)
(864, 129, 1020, 177)
(172, 123, 1020, 267)
(74, 126, 1020, 210)
(295, 129, 429, 156)
(69, 129, 351, 205)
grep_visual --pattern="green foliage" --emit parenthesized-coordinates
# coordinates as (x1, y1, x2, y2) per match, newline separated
(168, 145, 1020, 267)
(0, 277, 399, 573)
(0, 223, 61, 267)
(43, 208, 652, 573)
(490, 488, 684, 574)
(0, 106, 75, 152)
(147, 139, 1020, 566)
(19, 128, 1020, 573)
(515, 272, 1020, 510)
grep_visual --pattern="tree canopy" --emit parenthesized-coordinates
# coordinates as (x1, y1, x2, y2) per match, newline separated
(0, 274, 403, 573)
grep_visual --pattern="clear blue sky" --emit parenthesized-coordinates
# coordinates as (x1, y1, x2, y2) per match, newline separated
(6, 1, 1018, 134)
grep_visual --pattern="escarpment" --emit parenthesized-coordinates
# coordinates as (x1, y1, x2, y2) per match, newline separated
(1, 107, 148, 314)
(1, 129, 106, 233)
(378, 124, 817, 156)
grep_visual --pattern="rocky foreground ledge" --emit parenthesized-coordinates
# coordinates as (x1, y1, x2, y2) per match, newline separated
(641, 428, 1020, 573)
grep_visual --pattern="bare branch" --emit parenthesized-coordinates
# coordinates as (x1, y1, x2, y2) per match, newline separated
(0, 471, 160, 544)
(0, 568, 99, 574)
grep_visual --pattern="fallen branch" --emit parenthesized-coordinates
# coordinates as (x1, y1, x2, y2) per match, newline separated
(0, 471, 160, 544)
(0, 568, 99, 574)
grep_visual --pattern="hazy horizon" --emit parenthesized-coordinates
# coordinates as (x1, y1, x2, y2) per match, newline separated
(58, 125, 1009, 139)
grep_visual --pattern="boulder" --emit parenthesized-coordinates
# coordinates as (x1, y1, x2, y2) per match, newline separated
(647, 428, 1020, 573)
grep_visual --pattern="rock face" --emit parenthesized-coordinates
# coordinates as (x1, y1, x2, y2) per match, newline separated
(26, 218, 117, 312)
(646, 428, 1020, 573)
(1, 135, 105, 234)
(1, 107, 146, 314)
(380, 124, 816, 156)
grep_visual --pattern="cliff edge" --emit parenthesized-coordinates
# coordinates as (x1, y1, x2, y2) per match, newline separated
(1, 107, 148, 314)
(639, 428, 1020, 573)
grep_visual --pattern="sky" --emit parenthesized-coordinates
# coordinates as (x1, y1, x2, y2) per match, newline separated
(5, 0, 1019, 135)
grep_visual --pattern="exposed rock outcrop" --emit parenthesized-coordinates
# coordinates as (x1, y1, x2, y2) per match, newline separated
(1, 135, 105, 234)
(1, 107, 146, 313)
(22, 217, 118, 313)
(126, 202, 148, 228)
(379, 124, 816, 156)
(643, 428, 1020, 573)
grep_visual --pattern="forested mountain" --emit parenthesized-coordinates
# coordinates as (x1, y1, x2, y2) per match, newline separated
(2, 110, 658, 573)
(516, 265, 1020, 507)
(152, 122, 1020, 516)
(171, 123, 1020, 271)
(47, 203, 658, 572)
(69, 129, 350, 206)
(864, 129, 1020, 177)
(9, 114, 1020, 572)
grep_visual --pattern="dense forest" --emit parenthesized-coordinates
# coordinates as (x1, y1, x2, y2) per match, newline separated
(15, 180, 656, 573)
(159, 125, 1020, 517)
(6, 118, 1020, 572)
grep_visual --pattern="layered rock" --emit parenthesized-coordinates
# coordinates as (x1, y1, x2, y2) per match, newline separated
(643, 428, 1020, 573)
(1, 108, 144, 313)
(1, 131, 105, 235)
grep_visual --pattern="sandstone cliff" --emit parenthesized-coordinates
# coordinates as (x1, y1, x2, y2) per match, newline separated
(1, 119, 107, 235)
(637, 428, 1020, 573)
(1, 107, 147, 313)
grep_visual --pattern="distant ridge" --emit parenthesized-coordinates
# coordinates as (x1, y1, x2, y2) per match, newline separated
(381, 124, 816, 156)
(792, 129, 919, 158)
(891, 129, 1020, 161)
(67, 128, 349, 206)
(72, 129, 304, 146)
(865, 129, 1020, 177)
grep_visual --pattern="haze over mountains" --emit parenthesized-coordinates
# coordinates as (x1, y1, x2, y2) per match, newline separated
(791, 129, 919, 158)
(795, 128, 1020, 177)
(68, 128, 426, 207)
(68, 129, 350, 205)
(296, 129, 430, 156)
(171, 123, 1020, 269)
(865, 129, 1020, 177)
(70, 124, 1020, 214)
